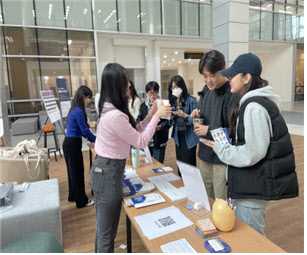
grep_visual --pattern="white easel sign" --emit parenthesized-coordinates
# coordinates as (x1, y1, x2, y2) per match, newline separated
(40, 90, 61, 123)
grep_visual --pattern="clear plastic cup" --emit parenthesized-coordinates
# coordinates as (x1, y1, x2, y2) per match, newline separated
(193, 118, 204, 126)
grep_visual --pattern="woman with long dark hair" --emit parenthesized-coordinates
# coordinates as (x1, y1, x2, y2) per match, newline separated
(63, 85, 96, 208)
(127, 80, 142, 120)
(90, 63, 171, 253)
(202, 53, 298, 236)
(168, 75, 199, 176)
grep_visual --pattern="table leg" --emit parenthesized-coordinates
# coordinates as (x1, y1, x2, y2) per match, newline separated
(126, 214, 132, 253)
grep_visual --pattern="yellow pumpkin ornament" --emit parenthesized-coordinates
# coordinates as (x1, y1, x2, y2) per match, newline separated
(212, 198, 235, 232)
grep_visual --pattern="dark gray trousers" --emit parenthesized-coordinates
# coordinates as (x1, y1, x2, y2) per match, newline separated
(90, 155, 126, 253)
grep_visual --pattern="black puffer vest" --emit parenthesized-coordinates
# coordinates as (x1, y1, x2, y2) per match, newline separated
(228, 96, 299, 200)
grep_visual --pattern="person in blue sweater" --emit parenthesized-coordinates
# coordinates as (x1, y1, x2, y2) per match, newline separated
(168, 75, 199, 176)
(63, 85, 96, 208)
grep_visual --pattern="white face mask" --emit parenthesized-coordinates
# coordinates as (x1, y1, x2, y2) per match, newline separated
(172, 87, 182, 98)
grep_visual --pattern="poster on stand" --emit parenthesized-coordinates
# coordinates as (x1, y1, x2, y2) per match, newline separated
(56, 78, 71, 127)
(40, 90, 61, 123)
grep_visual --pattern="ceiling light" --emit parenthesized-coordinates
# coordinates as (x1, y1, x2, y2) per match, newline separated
(168, 63, 170, 66)
(172, 58, 175, 61)
(188, 59, 191, 61)
(174, 51, 178, 54)
(179, 61, 181, 63)
(163, 55, 167, 58)
(163, 61, 166, 63)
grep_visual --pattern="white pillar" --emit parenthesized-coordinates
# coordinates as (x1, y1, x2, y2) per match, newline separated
(212, 0, 249, 67)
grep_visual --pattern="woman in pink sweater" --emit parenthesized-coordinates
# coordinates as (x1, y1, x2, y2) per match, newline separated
(90, 63, 171, 253)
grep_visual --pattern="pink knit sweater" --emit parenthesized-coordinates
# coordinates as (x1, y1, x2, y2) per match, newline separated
(95, 102, 160, 159)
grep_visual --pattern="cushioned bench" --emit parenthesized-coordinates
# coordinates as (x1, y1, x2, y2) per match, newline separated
(0, 232, 64, 253)
(12, 117, 38, 135)
(0, 179, 62, 248)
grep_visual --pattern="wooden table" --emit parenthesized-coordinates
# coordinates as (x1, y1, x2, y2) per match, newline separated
(88, 146, 286, 253)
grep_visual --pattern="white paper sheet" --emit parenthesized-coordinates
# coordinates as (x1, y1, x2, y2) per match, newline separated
(134, 206, 193, 240)
(147, 176, 186, 201)
(160, 173, 180, 182)
(176, 160, 211, 212)
(161, 238, 197, 253)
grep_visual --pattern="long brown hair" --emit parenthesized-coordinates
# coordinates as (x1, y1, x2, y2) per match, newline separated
(229, 74, 269, 139)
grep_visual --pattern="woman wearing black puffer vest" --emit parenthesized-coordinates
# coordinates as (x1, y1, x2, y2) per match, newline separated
(202, 53, 298, 236)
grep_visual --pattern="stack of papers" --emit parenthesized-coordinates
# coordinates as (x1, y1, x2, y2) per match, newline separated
(147, 176, 186, 201)
(122, 168, 155, 196)
(124, 193, 166, 208)
(134, 206, 193, 240)
(161, 238, 197, 253)
(195, 218, 218, 239)
(160, 173, 180, 182)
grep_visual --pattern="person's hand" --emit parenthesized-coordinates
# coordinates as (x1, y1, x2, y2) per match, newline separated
(194, 125, 209, 136)
(200, 140, 215, 149)
(156, 125, 162, 131)
(146, 101, 158, 121)
(155, 104, 172, 119)
(191, 109, 201, 118)
(177, 109, 186, 118)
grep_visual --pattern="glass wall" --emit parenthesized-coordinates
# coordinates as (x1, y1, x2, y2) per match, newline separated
(2, 0, 35, 25)
(181, 1, 199, 36)
(117, 0, 140, 33)
(200, 4, 212, 37)
(65, 0, 93, 29)
(140, 0, 162, 35)
(162, 0, 181, 35)
(295, 44, 304, 101)
(2, 26, 97, 114)
(35, 0, 65, 27)
(249, 0, 304, 42)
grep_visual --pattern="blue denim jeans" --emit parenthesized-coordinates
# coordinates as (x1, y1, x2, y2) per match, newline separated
(90, 155, 126, 253)
(149, 146, 166, 164)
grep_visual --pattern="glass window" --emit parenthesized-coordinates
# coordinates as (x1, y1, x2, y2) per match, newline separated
(0, 28, 5, 55)
(7, 57, 41, 101)
(250, 10, 260, 39)
(70, 58, 97, 96)
(274, 4, 285, 12)
(65, 0, 93, 29)
(298, 0, 304, 6)
(273, 13, 285, 40)
(285, 14, 297, 40)
(200, 4, 212, 37)
(2, 58, 9, 94)
(40, 58, 70, 98)
(93, 0, 117, 31)
(181, 1, 199, 36)
(117, 0, 140, 33)
(35, 0, 65, 27)
(140, 0, 162, 34)
(67, 31, 95, 57)
(261, 12, 273, 40)
(285, 6, 296, 14)
(297, 7, 304, 16)
(297, 15, 304, 42)
(4, 27, 38, 55)
(275, 0, 285, 3)
(2, 0, 34, 25)
(261, 3, 273, 11)
(0, 4, 2, 24)
(250, 0, 260, 7)
(37, 29, 67, 56)
(286, 0, 297, 4)
(163, 0, 180, 35)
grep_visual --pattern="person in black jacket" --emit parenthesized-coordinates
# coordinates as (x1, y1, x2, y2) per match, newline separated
(137, 81, 170, 163)
(191, 50, 240, 200)
(202, 53, 298, 236)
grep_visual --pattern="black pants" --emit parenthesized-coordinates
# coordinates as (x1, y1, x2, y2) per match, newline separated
(175, 131, 196, 176)
(63, 137, 88, 208)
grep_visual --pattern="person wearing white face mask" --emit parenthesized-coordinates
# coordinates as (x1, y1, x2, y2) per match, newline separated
(168, 75, 199, 176)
